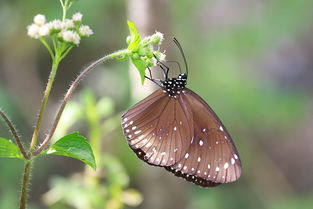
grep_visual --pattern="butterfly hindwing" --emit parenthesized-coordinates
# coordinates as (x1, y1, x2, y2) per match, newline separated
(165, 88, 242, 186)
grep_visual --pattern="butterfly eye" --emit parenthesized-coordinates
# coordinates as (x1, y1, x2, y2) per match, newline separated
(180, 73, 187, 80)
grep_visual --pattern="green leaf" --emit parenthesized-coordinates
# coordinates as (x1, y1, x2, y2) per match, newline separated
(131, 57, 146, 84)
(47, 132, 96, 170)
(127, 20, 141, 51)
(0, 137, 23, 159)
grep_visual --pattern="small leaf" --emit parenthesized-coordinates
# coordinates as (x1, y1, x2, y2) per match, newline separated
(127, 20, 141, 51)
(131, 57, 147, 84)
(0, 137, 23, 159)
(47, 132, 96, 170)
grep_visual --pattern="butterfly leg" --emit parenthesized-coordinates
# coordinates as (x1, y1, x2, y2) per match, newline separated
(153, 54, 169, 79)
(145, 67, 163, 88)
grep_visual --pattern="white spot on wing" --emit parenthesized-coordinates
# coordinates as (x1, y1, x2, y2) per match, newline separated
(197, 157, 201, 162)
(231, 158, 235, 165)
(234, 154, 238, 159)
(219, 126, 223, 131)
(199, 140, 204, 146)
(173, 127, 177, 131)
(202, 128, 206, 132)
(132, 126, 137, 130)
(185, 153, 189, 158)
(215, 167, 220, 172)
(183, 166, 187, 170)
(224, 162, 229, 169)
(208, 164, 211, 169)
(134, 130, 142, 134)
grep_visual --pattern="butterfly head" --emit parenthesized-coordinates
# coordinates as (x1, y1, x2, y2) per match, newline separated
(161, 73, 188, 98)
(177, 73, 187, 81)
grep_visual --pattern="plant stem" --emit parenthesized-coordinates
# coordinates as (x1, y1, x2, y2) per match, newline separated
(19, 161, 32, 209)
(0, 110, 29, 159)
(30, 58, 60, 152)
(34, 49, 128, 155)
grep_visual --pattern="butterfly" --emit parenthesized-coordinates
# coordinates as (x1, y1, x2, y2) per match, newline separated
(121, 38, 241, 187)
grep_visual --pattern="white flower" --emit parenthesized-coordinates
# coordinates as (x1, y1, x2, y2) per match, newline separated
(27, 24, 40, 39)
(158, 52, 166, 61)
(38, 25, 50, 36)
(152, 57, 158, 66)
(60, 30, 81, 45)
(47, 19, 63, 31)
(150, 31, 164, 44)
(63, 19, 75, 29)
(34, 14, 46, 26)
(72, 12, 83, 22)
(79, 25, 93, 37)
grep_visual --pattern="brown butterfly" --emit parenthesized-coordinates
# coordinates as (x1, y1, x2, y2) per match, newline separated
(121, 38, 241, 187)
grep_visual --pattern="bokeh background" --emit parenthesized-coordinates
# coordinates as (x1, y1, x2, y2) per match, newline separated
(1, 0, 313, 209)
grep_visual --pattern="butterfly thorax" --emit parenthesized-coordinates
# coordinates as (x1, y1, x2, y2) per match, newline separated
(161, 73, 187, 98)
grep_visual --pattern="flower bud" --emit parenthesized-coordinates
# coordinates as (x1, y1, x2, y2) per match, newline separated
(72, 12, 83, 22)
(27, 24, 40, 39)
(79, 25, 93, 37)
(34, 14, 46, 26)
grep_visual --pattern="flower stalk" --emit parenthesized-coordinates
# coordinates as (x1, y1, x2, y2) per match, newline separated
(30, 58, 60, 152)
(34, 49, 128, 155)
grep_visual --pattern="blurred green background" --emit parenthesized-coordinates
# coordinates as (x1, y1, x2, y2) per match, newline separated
(1, 0, 313, 209)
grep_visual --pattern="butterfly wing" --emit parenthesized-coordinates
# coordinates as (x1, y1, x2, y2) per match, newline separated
(121, 89, 194, 167)
(165, 88, 242, 186)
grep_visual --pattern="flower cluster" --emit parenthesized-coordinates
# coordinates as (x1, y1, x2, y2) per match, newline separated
(27, 13, 93, 45)
(126, 21, 166, 84)
(127, 30, 165, 67)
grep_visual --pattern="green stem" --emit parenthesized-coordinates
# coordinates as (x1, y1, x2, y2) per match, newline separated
(40, 38, 55, 60)
(19, 161, 32, 209)
(34, 49, 128, 155)
(0, 110, 29, 159)
(61, 1, 67, 20)
(30, 58, 60, 152)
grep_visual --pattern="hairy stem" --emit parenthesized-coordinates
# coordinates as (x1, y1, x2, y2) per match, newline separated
(34, 49, 127, 155)
(0, 110, 29, 159)
(30, 58, 60, 152)
(19, 161, 32, 209)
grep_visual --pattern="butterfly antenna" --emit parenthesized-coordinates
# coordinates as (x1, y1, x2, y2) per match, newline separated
(173, 37, 189, 76)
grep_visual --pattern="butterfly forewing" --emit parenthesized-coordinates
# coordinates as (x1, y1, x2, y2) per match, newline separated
(165, 88, 242, 186)
(122, 89, 193, 167)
